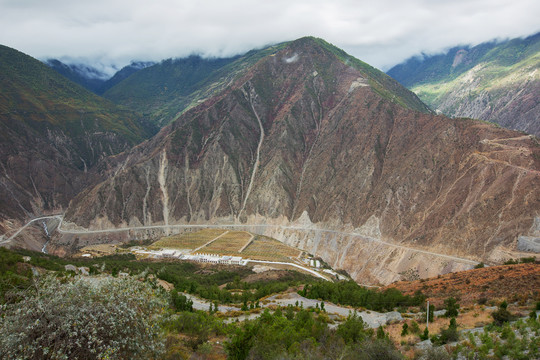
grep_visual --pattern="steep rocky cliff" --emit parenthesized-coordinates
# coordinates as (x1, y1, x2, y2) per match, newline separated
(60, 38, 540, 284)
(0, 45, 154, 236)
(387, 33, 540, 137)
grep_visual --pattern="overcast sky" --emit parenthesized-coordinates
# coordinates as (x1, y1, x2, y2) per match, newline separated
(1, 0, 538, 76)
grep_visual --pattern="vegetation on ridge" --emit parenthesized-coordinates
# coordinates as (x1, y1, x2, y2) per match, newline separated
(104, 36, 430, 127)
(0, 246, 539, 359)
(387, 32, 540, 135)
(0, 44, 154, 144)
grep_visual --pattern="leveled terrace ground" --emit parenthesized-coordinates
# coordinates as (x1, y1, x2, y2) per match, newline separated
(203, 231, 252, 255)
(150, 230, 301, 262)
(241, 235, 302, 262)
(149, 229, 225, 250)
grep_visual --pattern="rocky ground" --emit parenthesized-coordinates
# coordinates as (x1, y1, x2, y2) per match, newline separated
(384, 263, 540, 307)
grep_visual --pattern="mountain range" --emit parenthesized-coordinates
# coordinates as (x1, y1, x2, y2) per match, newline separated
(1, 36, 539, 285)
(45, 59, 154, 95)
(0, 45, 154, 235)
(387, 32, 540, 137)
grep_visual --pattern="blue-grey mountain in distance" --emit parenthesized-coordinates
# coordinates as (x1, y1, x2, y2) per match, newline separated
(45, 59, 154, 95)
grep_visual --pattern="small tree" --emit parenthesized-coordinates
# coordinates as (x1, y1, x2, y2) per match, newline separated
(419, 327, 429, 341)
(444, 297, 460, 318)
(410, 320, 420, 334)
(428, 304, 435, 322)
(376, 325, 387, 339)
(337, 312, 367, 344)
(401, 322, 409, 336)
(285, 305, 295, 320)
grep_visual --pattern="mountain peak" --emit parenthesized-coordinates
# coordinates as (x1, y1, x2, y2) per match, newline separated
(101, 36, 429, 127)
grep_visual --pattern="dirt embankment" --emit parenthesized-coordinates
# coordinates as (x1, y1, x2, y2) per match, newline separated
(384, 263, 540, 307)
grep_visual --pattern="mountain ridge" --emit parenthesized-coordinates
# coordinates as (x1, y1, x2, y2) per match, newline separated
(103, 37, 430, 128)
(0, 44, 154, 235)
(387, 32, 540, 136)
(55, 37, 539, 284)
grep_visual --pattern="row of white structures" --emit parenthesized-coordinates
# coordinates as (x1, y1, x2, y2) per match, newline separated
(133, 248, 247, 266)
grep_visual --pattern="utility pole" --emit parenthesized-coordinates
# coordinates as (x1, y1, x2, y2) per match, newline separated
(426, 300, 429, 329)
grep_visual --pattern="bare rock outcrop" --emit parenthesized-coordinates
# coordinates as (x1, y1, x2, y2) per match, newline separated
(59, 38, 540, 284)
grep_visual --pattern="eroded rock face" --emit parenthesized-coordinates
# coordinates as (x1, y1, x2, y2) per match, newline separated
(425, 72, 540, 137)
(388, 33, 540, 137)
(0, 44, 152, 238)
(61, 38, 540, 284)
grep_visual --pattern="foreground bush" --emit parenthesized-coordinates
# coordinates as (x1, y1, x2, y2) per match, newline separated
(0, 275, 167, 360)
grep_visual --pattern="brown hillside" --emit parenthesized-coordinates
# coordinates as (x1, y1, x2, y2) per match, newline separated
(385, 263, 540, 307)
(58, 37, 540, 285)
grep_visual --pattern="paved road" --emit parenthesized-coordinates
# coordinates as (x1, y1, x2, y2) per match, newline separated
(266, 292, 402, 328)
(56, 219, 479, 265)
(182, 292, 241, 312)
(246, 259, 330, 281)
(184, 290, 400, 328)
(5, 215, 478, 267)
(0, 215, 62, 246)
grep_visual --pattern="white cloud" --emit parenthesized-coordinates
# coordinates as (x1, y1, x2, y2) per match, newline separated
(0, 0, 538, 72)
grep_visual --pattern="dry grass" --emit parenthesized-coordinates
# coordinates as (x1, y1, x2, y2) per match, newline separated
(77, 244, 117, 256)
(202, 231, 252, 255)
(388, 306, 493, 342)
(149, 229, 226, 250)
(149, 229, 302, 263)
(385, 304, 496, 356)
(242, 236, 301, 262)
(384, 263, 540, 307)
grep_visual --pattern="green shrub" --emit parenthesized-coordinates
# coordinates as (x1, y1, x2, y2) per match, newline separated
(401, 322, 409, 336)
(376, 325, 387, 339)
(163, 311, 225, 350)
(419, 327, 429, 340)
(438, 318, 459, 344)
(410, 320, 420, 334)
(428, 304, 435, 322)
(492, 301, 515, 326)
(171, 290, 194, 312)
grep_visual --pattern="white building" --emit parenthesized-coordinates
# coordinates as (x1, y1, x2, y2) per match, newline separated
(132, 249, 247, 266)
